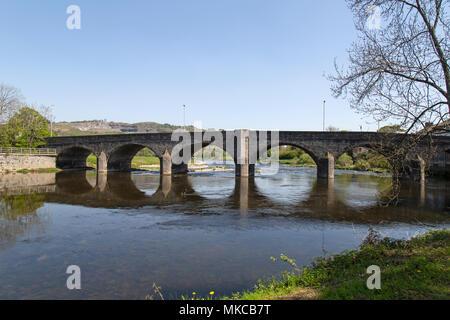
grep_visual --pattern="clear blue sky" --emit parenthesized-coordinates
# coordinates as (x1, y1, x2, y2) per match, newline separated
(0, 0, 383, 131)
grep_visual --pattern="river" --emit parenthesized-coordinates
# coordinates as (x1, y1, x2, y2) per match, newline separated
(0, 167, 449, 299)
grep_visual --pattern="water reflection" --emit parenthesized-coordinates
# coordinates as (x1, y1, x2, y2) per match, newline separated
(0, 193, 49, 252)
(0, 168, 449, 299)
(40, 170, 450, 224)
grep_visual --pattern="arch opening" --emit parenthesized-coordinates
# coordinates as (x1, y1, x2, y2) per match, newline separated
(190, 144, 235, 173)
(255, 144, 316, 202)
(130, 147, 160, 172)
(56, 146, 94, 170)
(259, 144, 317, 170)
(108, 144, 159, 172)
(429, 149, 450, 172)
(336, 146, 392, 174)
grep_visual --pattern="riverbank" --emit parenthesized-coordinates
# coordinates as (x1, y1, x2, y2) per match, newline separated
(280, 159, 390, 174)
(228, 229, 449, 300)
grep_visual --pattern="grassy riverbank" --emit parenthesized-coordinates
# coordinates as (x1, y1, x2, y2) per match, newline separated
(228, 229, 450, 300)
(2, 168, 61, 174)
(86, 154, 160, 170)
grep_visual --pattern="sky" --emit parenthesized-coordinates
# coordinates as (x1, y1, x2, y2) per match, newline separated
(0, 0, 384, 131)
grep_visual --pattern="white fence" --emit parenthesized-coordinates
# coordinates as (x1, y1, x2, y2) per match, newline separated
(0, 147, 57, 155)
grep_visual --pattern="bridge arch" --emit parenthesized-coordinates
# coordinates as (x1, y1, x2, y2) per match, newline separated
(107, 143, 159, 172)
(335, 142, 394, 172)
(56, 145, 95, 170)
(259, 142, 318, 165)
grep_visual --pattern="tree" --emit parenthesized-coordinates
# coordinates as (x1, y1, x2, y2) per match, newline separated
(1, 107, 51, 148)
(326, 125, 340, 132)
(0, 84, 23, 123)
(377, 125, 405, 133)
(330, 0, 449, 134)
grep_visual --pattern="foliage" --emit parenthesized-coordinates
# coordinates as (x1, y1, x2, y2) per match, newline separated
(296, 153, 315, 166)
(336, 153, 354, 167)
(0, 194, 45, 219)
(377, 125, 405, 133)
(354, 159, 371, 171)
(366, 153, 391, 170)
(229, 229, 450, 300)
(135, 148, 156, 157)
(1, 107, 51, 148)
(279, 150, 297, 160)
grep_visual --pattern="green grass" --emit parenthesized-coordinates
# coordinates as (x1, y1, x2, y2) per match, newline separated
(12, 168, 61, 174)
(228, 229, 450, 300)
(335, 165, 391, 174)
(85, 155, 160, 170)
(131, 156, 160, 166)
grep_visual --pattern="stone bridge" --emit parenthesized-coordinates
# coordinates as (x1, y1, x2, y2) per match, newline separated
(45, 130, 450, 180)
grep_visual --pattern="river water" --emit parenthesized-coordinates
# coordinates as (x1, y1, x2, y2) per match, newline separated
(0, 167, 449, 299)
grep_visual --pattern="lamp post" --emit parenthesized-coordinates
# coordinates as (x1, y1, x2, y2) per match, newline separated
(322, 100, 326, 131)
(183, 104, 186, 130)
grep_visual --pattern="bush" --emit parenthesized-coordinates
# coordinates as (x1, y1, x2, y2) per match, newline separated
(337, 153, 353, 167)
(367, 153, 391, 169)
(279, 150, 297, 160)
(297, 153, 315, 166)
(355, 159, 371, 171)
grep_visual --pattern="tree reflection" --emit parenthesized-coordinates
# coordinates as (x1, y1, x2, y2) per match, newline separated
(0, 193, 48, 251)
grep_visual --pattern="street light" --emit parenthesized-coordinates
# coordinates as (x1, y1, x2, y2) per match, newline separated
(323, 100, 326, 131)
(183, 104, 186, 130)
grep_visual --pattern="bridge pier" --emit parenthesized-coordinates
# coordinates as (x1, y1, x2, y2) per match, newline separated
(160, 150, 189, 175)
(96, 172, 107, 192)
(172, 163, 189, 174)
(399, 156, 426, 182)
(97, 152, 107, 173)
(236, 164, 255, 177)
(317, 153, 335, 179)
(160, 150, 172, 175)
(234, 129, 256, 177)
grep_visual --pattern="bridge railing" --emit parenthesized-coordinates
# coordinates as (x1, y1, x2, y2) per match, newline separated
(0, 147, 57, 155)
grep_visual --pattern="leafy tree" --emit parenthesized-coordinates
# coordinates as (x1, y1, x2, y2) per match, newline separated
(367, 153, 392, 169)
(337, 153, 354, 167)
(377, 125, 405, 133)
(279, 150, 297, 160)
(355, 159, 371, 171)
(297, 153, 316, 166)
(1, 107, 51, 148)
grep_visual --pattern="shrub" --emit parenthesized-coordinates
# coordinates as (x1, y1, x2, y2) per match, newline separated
(297, 153, 315, 166)
(355, 159, 370, 171)
(337, 153, 353, 167)
(367, 153, 391, 169)
(279, 150, 297, 160)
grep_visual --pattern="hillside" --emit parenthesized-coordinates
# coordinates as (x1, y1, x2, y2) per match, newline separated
(53, 120, 196, 136)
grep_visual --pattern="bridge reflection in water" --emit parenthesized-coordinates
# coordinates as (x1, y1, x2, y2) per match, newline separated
(1, 168, 450, 299)
(43, 170, 450, 225)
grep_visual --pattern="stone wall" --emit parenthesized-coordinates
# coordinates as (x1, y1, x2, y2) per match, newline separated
(0, 172, 56, 190)
(0, 154, 56, 172)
